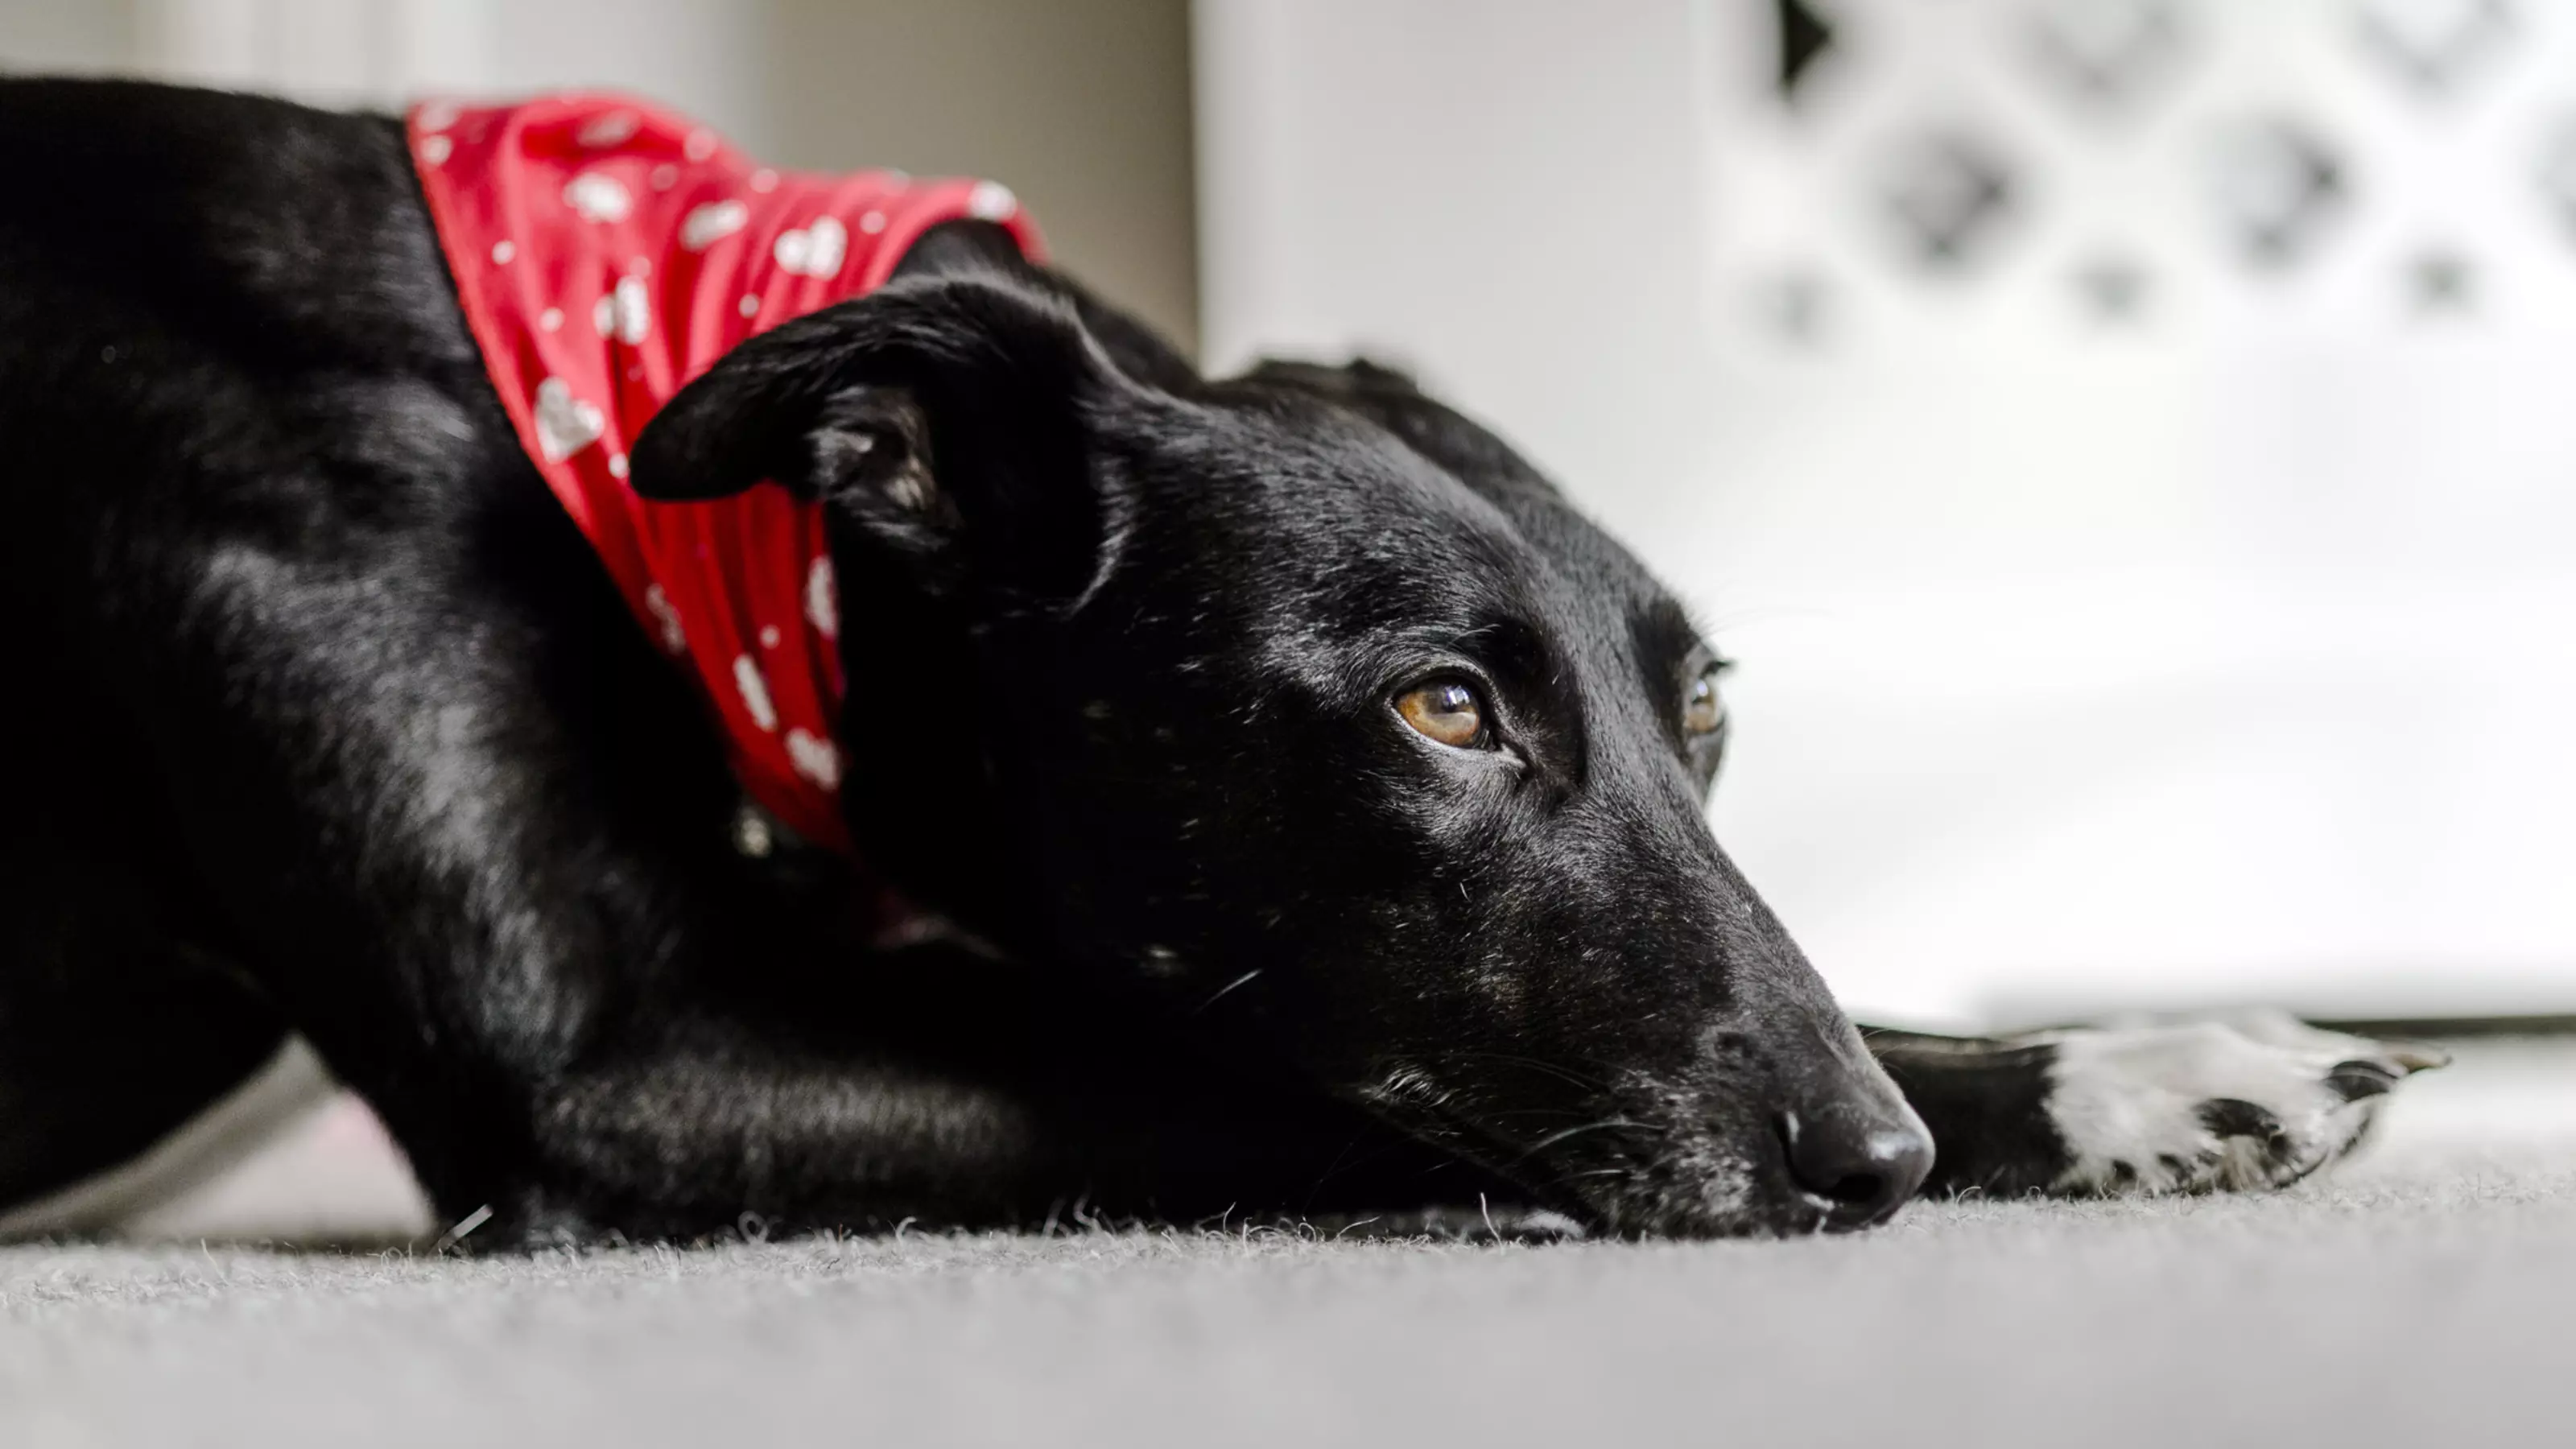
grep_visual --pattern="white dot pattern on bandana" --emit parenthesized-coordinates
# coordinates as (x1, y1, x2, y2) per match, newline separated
(562, 171, 632, 224)
(642, 584, 687, 654)
(786, 728, 844, 791)
(405, 96, 1041, 848)
(609, 275, 650, 344)
(531, 377, 602, 461)
(806, 557, 840, 640)
(773, 217, 848, 277)
(576, 110, 640, 149)
(682, 200, 749, 251)
(733, 655, 778, 733)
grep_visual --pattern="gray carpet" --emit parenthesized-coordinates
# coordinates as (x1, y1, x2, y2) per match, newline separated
(8, 1042, 2574, 1448)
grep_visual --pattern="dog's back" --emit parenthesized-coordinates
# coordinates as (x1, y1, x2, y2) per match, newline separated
(0, 80, 549, 1216)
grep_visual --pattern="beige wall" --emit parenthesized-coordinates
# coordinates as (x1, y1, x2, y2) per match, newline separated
(0, 0, 1199, 351)
(0, 0, 136, 71)
(761, 0, 1197, 352)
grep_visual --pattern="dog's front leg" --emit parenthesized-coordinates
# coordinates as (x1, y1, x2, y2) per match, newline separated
(441, 935, 1430, 1247)
(144, 527, 1402, 1248)
(1866, 1014, 2446, 1199)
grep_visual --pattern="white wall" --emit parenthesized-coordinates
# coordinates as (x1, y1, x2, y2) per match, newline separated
(1196, 0, 2576, 1026)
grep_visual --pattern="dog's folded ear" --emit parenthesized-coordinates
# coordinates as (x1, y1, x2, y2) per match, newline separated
(630, 273, 1131, 602)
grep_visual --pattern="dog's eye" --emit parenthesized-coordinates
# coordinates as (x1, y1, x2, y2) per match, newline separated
(1396, 679, 1488, 749)
(1682, 668, 1726, 736)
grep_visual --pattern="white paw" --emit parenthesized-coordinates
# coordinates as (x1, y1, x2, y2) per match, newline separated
(2038, 1010, 2446, 1195)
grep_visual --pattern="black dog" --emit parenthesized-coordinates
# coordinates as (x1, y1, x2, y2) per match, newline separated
(0, 80, 2437, 1245)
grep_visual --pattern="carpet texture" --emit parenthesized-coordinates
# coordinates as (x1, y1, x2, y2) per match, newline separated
(7, 1041, 2574, 1448)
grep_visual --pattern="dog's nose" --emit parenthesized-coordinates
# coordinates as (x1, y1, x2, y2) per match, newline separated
(1781, 1108, 1934, 1229)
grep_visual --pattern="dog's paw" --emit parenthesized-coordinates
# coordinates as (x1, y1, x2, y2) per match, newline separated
(2034, 1010, 2446, 1195)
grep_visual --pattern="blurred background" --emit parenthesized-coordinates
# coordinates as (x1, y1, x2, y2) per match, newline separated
(2, 0, 2568, 1042)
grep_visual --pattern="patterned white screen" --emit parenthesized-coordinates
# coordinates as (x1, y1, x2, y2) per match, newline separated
(1197, 0, 2576, 1025)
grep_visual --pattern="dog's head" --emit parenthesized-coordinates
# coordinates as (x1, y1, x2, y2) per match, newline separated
(630, 233, 1931, 1236)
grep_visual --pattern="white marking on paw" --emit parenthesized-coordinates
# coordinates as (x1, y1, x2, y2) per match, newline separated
(804, 556, 839, 640)
(562, 171, 632, 223)
(682, 200, 749, 250)
(773, 217, 847, 277)
(786, 727, 842, 790)
(733, 655, 778, 732)
(2041, 1013, 2436, 1195)
(532, 378, 603, 462)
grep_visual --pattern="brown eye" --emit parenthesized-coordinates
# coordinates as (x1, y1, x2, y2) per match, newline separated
(1396, 679, 1488, 749)
(1682, 669, 1726, 736)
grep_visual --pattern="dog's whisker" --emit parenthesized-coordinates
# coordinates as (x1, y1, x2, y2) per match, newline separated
(1510, 1117, 1662, 1164)
(1191, 968, 1264, 1015)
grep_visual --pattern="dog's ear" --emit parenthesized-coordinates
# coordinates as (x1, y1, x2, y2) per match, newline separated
(630, 273, 1126, 601)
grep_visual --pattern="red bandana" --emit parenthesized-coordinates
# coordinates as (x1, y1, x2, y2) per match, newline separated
(407, 94, 1043, 851)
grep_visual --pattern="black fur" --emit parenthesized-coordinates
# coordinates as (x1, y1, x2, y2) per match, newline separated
(1865, 1030, 2071, 1195)
(0, 77, 2099, 1245)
